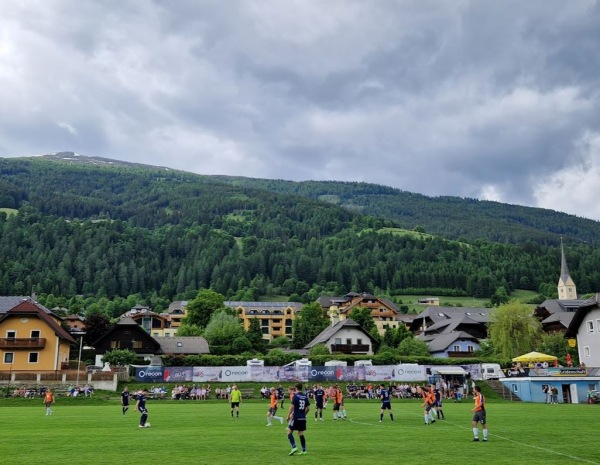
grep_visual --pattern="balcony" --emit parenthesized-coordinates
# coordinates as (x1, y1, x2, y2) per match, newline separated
(446, 351, 476, 358)
(0, 337, 46, 349)
(330, 344, 370, 354)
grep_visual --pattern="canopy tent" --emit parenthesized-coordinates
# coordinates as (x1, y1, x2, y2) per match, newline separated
(432, 366, 467, 376)
(512, 352, 557, 363)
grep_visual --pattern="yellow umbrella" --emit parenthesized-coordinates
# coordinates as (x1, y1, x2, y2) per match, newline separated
(512, 351, 557, 363)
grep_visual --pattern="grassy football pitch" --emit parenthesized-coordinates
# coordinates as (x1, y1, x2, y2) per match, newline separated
(1, 397, 598, 465)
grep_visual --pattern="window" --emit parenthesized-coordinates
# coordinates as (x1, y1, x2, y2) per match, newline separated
(584, 346, 590, 358)
(346, 338, 352, 345)
(3, 353, 14, 364)
(31, 330, 41, 339)
(28, 353, 39, 363)
(177, 342, 183, 347)
(512, 384, 518, 393)
(453, 345, 460, 352)
(6, 330, 16, 339)
(357, 339, 362, 345)
(334, 338, 341, 345)
(468, 346, 474, 352)
(110, 340, 120, 349)
(587, 320, 594, 334)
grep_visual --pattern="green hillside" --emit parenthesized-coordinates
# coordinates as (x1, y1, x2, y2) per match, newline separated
(0, 155, 598, 311)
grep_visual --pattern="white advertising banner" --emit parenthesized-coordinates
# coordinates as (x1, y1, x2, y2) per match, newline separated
(364, 365, 395, 381)
(219, 366, 251, 382)
(192, 366, 222, 383)
(250, 366, 281, 382)
(395, 364, 426, 382)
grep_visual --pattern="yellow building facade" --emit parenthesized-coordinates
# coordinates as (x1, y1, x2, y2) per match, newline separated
(0, 299, 74, 372)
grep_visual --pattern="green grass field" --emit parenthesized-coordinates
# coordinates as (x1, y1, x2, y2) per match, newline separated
(1, 396, 598, 465)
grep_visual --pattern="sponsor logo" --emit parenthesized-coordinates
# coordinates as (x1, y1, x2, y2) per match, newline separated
(224, 370, 248, 376)
(397, 368, 423, 375)
(310, 369, 334, 376)
(137, 370, 163, 379)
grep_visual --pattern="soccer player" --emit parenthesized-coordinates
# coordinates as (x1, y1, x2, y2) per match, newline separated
(43, 387, 55, 415)
(421, 385, 436, 425)
(313, 383, 326, 421)
(338, 386, 347, 419)
(332, 384, 342, 420)
(434, 386, 446, 420)
(277, 384, 285, 408)
(267, 387, 284, 426)
(121, 386, 130, 415)
(471, 385, 488, 442)
(134, 388, 150, 428)
(379, 383, 394, 422)
(286, 383, 310, 456)
(230, 384, 242, 418)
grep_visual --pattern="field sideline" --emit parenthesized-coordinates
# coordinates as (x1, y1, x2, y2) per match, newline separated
(1, 397, 598, 465)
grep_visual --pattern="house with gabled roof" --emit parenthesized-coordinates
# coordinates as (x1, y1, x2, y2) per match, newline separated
(411, 306, 492, 358)
(564, 293, 600, 367)
(92, 316, 161, 366)
(92, 317, 209, 365)
(0, 297, 75, 371)
(317, 292, 400, 335)
(304, 318, 376, 355)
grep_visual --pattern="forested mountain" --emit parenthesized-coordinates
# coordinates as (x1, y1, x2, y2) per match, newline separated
(0, 154, 599, 314)
(212, 177, 600, 246)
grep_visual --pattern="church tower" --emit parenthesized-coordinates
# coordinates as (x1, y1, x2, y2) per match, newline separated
(557, 239, 577, 300)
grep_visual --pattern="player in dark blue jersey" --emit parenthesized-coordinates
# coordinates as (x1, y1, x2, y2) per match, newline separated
(379, 383, 394, 422)
(434, 387, 446, 420)
(121, 386, 130, 415)
(134, 388, 150, 428)
(286, 383, 310, 456)
(313, 383, 325, 421)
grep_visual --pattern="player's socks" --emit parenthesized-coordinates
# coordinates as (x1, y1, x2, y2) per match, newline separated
(299, 436, 306, 451)
(483, 430, 488, 440)
(288, 434, 296, 448)
(473, 427, 479, 438)
(390, 414, 394, 421)
(380, 413, 383, 421)
(424, 414, 429, 424)
(231, 410, 234, 417)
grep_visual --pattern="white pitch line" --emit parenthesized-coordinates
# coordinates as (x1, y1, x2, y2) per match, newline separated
(395, 407, 600, 465)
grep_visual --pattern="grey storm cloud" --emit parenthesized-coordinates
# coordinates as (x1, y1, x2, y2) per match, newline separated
(1, 0, 600, 219)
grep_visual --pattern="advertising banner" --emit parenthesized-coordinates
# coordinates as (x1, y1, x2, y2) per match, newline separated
(276, 365, 309, 382)
(164, 367, 193, 382)
(250, 366, 281, 382)
(219, 366, 250, 382)
(395, 364, 426, 382)
(307, 365, 366, 382)
(135, 366, 164, 383)
(192, 367, 222, 383)
(364, 365, 395, 381)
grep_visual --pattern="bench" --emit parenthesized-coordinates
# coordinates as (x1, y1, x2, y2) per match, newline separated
(240, 388, 254, 399)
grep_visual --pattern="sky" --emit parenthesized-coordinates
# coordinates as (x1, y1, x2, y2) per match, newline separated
(1, 1, 600, 220)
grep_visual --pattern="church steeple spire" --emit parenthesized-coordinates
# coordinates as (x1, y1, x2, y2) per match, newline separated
(558, 238, 577, 300)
